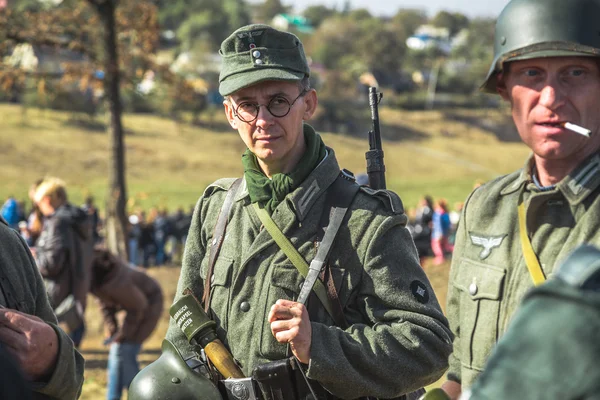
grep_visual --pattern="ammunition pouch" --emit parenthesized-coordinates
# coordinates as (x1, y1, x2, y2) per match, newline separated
(250, 357, 334, 400)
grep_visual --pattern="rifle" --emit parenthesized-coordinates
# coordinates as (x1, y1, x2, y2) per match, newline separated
(365, 86, 386, 190)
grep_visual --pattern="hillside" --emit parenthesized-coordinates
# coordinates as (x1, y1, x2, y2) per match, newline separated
(0, 103, 529, 212)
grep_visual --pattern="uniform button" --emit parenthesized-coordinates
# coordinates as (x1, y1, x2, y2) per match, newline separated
(252, 50, 261, 58)
(255, 59, 263, 65)
(469, 281, 478, 296)
(240, 301, 250, 312)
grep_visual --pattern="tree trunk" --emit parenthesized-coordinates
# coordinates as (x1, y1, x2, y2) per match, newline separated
(95, 0, 128, 259)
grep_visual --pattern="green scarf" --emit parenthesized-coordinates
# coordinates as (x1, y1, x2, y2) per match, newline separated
(242, 125, 327, 214)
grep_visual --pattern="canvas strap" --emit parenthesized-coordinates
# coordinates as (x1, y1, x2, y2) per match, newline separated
(203, 178, 243, 312)
(517, 190, 546, 286)
(252, 173, 359, 325)
(253, 203, 337, 319)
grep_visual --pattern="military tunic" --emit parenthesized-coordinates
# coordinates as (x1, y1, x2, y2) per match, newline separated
(446, 153, 600, 389)
(0, 217, 84, 399)
(167, 148, 453, 399)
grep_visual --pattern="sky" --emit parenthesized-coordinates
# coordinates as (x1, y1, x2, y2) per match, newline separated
(274, 0, 512, 19)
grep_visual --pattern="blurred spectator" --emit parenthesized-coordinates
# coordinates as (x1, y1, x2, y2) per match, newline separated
(412, 195, 434, 265)
(168, 207, 188, 264)
(153, 208, 171, 266)
(90, 247, 163, 400)
(431, 198, 453, 265)
(1, 195, 20, 229)
(16, 200, 27, 223)
(33, 177, 93, 347)
(81, 196, 101, 244)
(26, 179, 44, 246)
(128, 213, 142, 266)
(139, 211, 154, 268)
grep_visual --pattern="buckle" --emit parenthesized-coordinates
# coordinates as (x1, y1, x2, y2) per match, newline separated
(340, 169, 355, 181)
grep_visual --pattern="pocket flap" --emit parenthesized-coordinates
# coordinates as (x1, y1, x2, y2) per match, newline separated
(454, 258, 505, 300)
(210, 257, 234, 287)
(271, 264, 303, 294)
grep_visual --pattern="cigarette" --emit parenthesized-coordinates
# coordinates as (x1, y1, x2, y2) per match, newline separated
(562, 122, 591, 138)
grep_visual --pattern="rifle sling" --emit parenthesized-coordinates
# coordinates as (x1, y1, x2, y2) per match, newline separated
(203, 178, 243, 312)
(253, 173, 359, 327)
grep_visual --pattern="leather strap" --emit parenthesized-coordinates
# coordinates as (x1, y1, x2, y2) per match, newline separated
(203, 178, 243, 312)
(517, 189, 546, 286)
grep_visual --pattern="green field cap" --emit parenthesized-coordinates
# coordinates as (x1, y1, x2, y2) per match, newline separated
(219, 24, 310, 96)
(482, 0, 600, 93)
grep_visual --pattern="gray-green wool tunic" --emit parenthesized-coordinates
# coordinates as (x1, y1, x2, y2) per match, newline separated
(166, 147, 452, 399)
(446, 153, 600, 389)
(0, 217, 84, 399)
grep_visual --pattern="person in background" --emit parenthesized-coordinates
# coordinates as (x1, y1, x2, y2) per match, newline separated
(431, 198, 452, 265)
(90, 247, 163, 400)
(412, 195, 434, 265)
(33, 177, 93, 348)
(81, 195, 101, 244)
(1, 195, 20, 229)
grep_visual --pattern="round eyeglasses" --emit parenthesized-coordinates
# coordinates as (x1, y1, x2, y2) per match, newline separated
(232, 90, 307, 123)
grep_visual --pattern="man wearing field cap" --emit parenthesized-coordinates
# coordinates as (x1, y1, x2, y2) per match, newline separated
(165, 24, 452, 399)
(441, 0, 600, 398)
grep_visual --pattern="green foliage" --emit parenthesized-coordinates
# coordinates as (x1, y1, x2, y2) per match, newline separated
(255, 0, 290, 23)
(223, 0, 251, 32)
(390, 9, 428, 39)
(431, 11, 470, 37)
(176, 10, 228, 51)
(302, 5, 337, 28)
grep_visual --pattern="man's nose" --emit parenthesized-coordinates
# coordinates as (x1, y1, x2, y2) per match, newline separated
(255, 105, 275, 127)
(538, 79, 566, 111)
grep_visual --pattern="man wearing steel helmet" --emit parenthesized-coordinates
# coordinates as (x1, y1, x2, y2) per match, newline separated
(441, 0, 600, 398)
(164, 24, 452, 399)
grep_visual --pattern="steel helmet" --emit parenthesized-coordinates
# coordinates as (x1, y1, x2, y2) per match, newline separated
(481, 0, 600, 93)
(128, 340, 223, 400)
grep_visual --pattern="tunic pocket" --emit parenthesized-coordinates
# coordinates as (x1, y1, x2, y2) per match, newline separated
(453, 258, 505, 372)
(203, 256, 234, 335)
(259, 263, 302, 359)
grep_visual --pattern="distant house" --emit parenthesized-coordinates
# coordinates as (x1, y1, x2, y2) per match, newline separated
(406, 25, 453, 54)
(271, 14, 314, 34)
(6, 43, 89, 75)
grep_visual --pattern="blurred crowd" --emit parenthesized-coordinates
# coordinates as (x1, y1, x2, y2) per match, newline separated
(407, 196, 463, 266)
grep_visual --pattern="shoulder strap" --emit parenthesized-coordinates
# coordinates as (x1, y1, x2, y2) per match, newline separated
(202, 178, 243, 312)
(253, 172, 360, 326)
(517, 189, 546, 286)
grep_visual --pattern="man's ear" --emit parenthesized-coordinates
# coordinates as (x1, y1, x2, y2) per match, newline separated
(302, 89, 318, 120)
(496, 73, 510, 101)
(223, 100, 238, 129)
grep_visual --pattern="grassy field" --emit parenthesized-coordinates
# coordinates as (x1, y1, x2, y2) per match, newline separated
(0, 103, 529, 214)
(79, 258, 452, 399)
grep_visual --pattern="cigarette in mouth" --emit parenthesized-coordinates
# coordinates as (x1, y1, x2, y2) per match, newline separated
(562, 122, 591, 138)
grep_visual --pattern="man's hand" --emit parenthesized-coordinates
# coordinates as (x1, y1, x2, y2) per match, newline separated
(441, 380, 462, 400)
(0, 307, 59, 381)
(268, 299, 312, 364)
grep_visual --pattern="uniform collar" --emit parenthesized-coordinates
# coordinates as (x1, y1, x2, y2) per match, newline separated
(234, 146, 340, 221)
(289, 147, 340, 221)
(499, 152, 600, 205)
(557, 153, 600, 206)
(499, 156, 532, 196)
